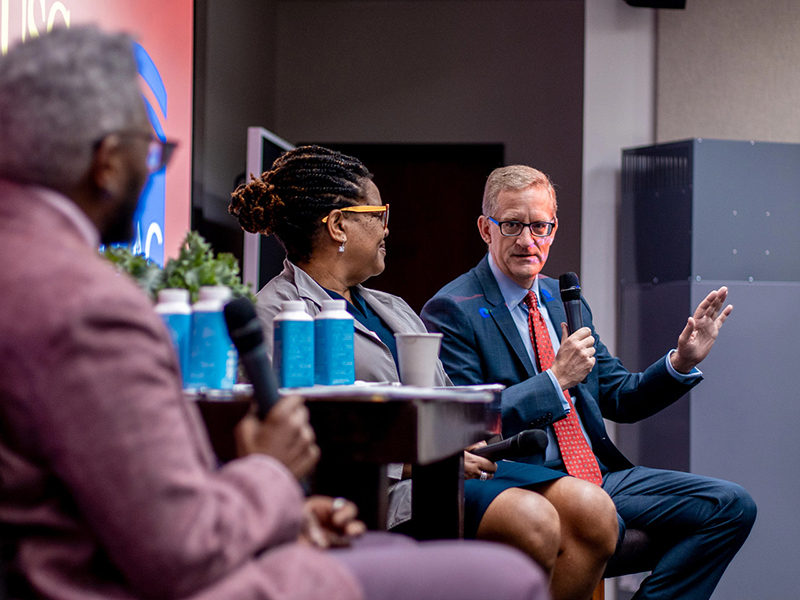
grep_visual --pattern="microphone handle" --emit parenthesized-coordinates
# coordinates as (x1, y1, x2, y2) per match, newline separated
(239, 345, 281, 419)
(470, 436, 515, 461)
(563, 299, 583, 334)
(562, 299, 588, 385)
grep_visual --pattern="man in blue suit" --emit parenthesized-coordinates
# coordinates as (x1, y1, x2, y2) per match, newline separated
(421, 165, 756, 600)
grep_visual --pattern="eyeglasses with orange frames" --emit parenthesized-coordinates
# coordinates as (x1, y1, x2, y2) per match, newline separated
(322, 204, 390, 229)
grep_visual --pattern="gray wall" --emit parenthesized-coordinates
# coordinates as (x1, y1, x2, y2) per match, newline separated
(194, 0, 278, 225)
(197, 0, 587, 282)
(273, 0, 586, 281)
(582, 0, 655, 357)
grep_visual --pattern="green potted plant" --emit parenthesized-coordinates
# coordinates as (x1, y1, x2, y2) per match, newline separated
(104, 231, 253, 302)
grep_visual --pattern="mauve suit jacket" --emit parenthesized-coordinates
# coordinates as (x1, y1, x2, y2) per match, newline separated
(0, 180, 362, 600)
(421, 255, 701, 473)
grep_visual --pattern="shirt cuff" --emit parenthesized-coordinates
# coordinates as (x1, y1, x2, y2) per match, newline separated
(666, 349, 703, 381)
(545, 369, 571, 413)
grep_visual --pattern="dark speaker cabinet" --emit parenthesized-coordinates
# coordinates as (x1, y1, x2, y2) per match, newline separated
(617, 139, 800, 598)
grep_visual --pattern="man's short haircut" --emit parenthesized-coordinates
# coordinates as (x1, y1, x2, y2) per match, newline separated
(0, 25, 142, 192)
(482, 165, 557, 217)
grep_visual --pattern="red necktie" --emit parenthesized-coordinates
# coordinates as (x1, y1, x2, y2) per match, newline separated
(523, 291, 603, 486)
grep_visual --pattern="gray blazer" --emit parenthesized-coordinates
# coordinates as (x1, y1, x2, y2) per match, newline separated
(255, 260, 450, 387)
(255, 260, 450, 528)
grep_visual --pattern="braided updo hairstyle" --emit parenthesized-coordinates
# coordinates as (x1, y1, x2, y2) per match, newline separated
(229, 145, 372, 263)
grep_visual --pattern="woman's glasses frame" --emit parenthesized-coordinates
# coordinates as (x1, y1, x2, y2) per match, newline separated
(322, 204, 390, 229)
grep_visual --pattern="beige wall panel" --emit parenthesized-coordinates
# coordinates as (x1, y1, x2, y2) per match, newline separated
(658, 0, 800, 143)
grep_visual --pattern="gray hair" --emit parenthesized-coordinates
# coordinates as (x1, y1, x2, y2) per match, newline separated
(482, 165, 557, 217)
(0, 25, 143, 191)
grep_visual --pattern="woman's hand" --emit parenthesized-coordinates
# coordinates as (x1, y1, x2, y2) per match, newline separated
(299, 496, 366, 548)
(464, 441, 497, 481)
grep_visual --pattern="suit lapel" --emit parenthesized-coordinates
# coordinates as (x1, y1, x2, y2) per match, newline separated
(475, 257, 535, 378)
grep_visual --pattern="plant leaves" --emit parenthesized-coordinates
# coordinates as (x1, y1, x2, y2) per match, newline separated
(102, 232, 254, 304)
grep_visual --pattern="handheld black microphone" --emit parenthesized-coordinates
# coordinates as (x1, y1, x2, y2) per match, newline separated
(559, 272, 590, 385)
(224, 297, 281, 419)
(470, 429, 548, 462)
(559, 272, 583, 335)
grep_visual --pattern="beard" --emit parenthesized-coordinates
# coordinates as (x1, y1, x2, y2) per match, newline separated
(100, 174, 146, 245)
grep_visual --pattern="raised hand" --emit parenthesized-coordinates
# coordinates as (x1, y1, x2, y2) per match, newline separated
(671, 286, 733, 374)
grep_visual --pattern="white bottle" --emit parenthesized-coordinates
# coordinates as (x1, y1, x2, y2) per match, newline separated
(314, 299, 355, 385)
(273, 300, 314, 387)
(155, 288, 192, 388)
(187, 286, 238, 389)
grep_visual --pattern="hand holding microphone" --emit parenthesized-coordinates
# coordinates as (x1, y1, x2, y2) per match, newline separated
(550, 272, 595, 389)
(469, 428, 549, 462)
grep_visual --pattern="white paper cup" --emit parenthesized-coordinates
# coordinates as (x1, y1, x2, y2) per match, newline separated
(394, 333, 443, 387)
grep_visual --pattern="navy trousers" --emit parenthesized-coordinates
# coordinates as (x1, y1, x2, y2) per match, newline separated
(603, 466, 757, 600)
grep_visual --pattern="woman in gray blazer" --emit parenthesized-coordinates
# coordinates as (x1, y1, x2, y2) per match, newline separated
(230, 146, 618, 600)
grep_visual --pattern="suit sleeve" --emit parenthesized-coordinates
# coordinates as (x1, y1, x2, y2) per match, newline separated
(422, 294, 566, 436)
(581, 297, 702, 424)
(30, 289, 309, 599)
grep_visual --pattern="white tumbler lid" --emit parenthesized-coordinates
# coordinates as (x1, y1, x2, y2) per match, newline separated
(321, 299, 347, 311)
(157, 288, 190, 304)
(281, 300, 308, 312)
(198, 286, 232, 301)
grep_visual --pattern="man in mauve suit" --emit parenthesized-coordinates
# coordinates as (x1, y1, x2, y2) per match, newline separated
(0, 27, 548, 600)
(421, 165, 756, 600)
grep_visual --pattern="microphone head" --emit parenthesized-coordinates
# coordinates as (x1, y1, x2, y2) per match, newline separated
(515, 429, 549, 455)
(559, 272, 581, 302)
(223, 297, 264, 354)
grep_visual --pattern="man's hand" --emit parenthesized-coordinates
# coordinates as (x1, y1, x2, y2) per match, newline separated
(464, 441, 498, 480)
(671, 286, 733, 374)
(234, 394, 320, 480)
(550, 323, 596, 390)
(300, 496, 366, 549)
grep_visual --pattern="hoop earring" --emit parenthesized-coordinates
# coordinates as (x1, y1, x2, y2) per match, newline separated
(338, 242, 345, 253)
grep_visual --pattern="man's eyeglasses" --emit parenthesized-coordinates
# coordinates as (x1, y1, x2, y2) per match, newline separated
(95, 131, 178, 174)
(487, 216, 555, 238)
(322, 204, 390, 229)
(144, 137, 177, 173)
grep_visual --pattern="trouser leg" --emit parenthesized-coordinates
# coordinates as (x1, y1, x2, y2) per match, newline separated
(603, 466, 756, 600)
(332, 532, 550, 600)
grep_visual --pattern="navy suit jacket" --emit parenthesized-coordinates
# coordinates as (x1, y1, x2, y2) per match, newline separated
(421, 255, 701, 473)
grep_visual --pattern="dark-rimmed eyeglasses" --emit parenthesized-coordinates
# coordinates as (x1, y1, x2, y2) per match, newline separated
(322, 204, 390, 229)
(487, 216, 555, 238)
(95, 131, 178, 174)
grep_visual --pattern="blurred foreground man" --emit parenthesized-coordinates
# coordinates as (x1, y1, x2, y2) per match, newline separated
(0, 27, 548, 600)
(421, 165, 756, 600)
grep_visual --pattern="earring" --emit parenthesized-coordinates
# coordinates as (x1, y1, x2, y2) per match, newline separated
(338, 242, 345, 253)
